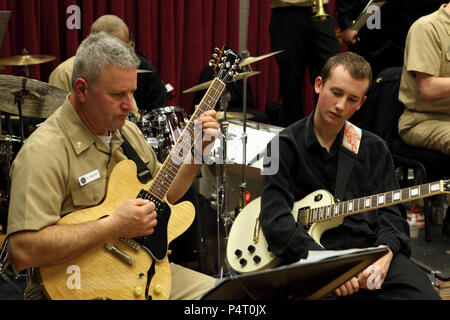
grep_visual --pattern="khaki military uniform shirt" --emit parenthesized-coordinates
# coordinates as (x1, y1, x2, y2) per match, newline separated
(7, 96, 161, 235)
(48, 57, 75, 93)
(398, 5, 450, 154)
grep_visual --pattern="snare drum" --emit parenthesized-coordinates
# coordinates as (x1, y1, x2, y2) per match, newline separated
(143, 107, 189, 162)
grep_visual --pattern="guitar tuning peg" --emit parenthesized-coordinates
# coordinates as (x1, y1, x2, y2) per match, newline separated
(208, 59, 215, 67)
(214, 47, 221, 54)
(212, 53, 218, 59)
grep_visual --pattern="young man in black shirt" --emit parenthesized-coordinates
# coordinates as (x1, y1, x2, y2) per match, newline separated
(260, 52, 440, 299)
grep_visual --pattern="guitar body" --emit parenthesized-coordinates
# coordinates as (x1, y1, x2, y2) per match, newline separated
(226, 189, 339, 274)
(39, 160, 195, 300)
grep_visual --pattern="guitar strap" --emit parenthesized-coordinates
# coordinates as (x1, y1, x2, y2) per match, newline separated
(334, 121, 362, 201)
(120, 131, 153, 184)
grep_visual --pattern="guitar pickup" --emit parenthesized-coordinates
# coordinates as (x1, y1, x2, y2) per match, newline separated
(105, 243, 136, 266)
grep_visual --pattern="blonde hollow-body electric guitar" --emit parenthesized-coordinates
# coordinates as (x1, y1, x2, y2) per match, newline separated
(227, 180, 450, 274)
(39, 47, 242, 300)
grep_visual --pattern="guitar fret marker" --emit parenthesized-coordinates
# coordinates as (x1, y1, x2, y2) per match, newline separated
(430, 183, 440, 192)
(393, 192, 400, 201)
(410, 188, 419, 197)
(378, 195, 385, 205)
(365, 198, 371, 208)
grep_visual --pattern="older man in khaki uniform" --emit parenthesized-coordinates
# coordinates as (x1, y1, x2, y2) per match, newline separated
(6, 32, 218, 300)
(398, 3, 450, 155)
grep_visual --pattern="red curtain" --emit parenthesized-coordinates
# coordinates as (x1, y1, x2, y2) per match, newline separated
(247, 0, 343, 116)
(0, 0, 239, 115)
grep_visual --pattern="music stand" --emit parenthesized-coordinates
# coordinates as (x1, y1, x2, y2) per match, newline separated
(201, 247, 388, 300)
(0, 11, 11, 50)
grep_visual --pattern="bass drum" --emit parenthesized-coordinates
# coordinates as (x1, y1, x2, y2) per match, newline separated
(141, 107, 189, 162)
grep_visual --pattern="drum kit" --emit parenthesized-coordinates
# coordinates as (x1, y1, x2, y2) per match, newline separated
(0, 51, 67, 204)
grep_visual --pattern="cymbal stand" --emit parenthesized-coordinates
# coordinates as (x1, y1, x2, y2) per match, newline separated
(239, 49, 251, 211)
(12, 77, 28, 144)
(215, 89, 232, 277)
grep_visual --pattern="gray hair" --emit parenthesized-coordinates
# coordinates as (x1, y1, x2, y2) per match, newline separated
(72, 32, 140, 88)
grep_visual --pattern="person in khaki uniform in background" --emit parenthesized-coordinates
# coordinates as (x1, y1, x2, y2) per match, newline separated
(49, 14, 130, 93)
(398, 2, 450, 244)
(6, 32, 219, 300)
(398, 2, 450, 155)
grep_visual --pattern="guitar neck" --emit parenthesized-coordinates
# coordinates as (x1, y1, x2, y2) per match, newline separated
(302, 180, 449, 224)
(148, 79, 226, 200)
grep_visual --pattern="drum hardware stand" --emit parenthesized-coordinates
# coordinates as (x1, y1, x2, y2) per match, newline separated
(11, 77, 30, 144)
(213, 89, 236, 277)
(239, 49, 251, 211)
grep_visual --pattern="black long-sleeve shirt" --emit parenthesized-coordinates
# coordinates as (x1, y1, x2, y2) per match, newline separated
(260, 112, 411, 264)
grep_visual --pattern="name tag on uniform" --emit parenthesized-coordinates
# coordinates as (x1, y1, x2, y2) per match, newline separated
(78, 169, 101, 187)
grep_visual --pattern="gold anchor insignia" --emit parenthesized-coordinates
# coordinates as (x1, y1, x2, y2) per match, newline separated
(75, 141, 84, 150)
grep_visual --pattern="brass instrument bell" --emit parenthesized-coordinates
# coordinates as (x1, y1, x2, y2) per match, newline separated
(312, 0, 330, 21)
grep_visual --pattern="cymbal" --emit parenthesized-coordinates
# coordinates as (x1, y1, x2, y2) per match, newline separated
(0, 54, 56, 66)
(239, 50, 284, 68)
(137, 69, 154, 74)
(0, 75, 67, 118)
(183, 71, 261, 94)
(217, 111, 255, 121)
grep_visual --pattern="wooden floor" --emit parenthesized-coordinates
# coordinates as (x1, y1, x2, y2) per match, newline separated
(436, 279, 450, 300)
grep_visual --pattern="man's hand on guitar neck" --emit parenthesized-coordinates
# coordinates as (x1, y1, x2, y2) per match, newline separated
(334, 245, 393, 297)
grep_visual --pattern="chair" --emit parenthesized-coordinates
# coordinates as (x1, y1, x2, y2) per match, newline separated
(350, 66, 450, 242)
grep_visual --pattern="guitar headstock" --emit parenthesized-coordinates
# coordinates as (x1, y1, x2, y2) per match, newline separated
(209, 45, 241, 84)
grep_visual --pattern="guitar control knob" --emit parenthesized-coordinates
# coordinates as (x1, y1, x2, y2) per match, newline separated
(153, 284, 163, 295)
(234, 249, 242, 257)
(134, 286, 143, 297)
(248, 245, 256, 254)
(253, 255, 261, 264)
(239, 258, 247, 267)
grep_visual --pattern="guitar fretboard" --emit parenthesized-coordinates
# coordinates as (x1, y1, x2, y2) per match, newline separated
(302, 181, 446, 224)
(148, 79, 226, 200)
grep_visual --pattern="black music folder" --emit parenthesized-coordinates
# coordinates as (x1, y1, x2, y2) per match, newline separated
(201, 247, 388, 300)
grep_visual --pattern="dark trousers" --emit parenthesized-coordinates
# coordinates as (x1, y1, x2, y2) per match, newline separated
(327, 253, 441, 300)
(269, 6, 341, 127)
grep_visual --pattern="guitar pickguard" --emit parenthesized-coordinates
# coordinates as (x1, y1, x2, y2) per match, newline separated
(136, 190, 171, 261)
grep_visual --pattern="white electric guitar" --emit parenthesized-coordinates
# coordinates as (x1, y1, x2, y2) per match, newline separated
(226, 180, 450, 274)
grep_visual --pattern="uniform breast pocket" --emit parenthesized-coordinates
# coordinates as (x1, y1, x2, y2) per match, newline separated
(444, 50, 450, 76)
(71, 175, 107, 207)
